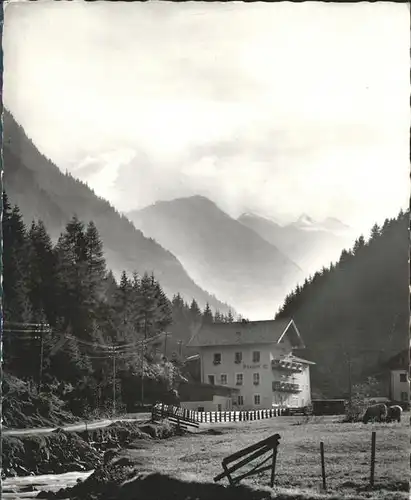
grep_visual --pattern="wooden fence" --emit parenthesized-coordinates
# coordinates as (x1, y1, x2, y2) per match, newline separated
(152, 402, 200, 430)
(152, 402, 285, 425)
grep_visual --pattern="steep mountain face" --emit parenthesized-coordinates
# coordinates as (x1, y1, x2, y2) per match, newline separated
(127, 196, 302, 319)
(238, 212, 355, 277)
(2, 110, 231, 314)
(277, 210, 409, 398)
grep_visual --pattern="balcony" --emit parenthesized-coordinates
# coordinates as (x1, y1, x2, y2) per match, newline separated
(271, 359, 303, 373)
(272, 381, 301, 393)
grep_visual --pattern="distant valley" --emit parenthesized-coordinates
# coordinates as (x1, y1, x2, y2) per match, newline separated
(127, 196, 304, 319)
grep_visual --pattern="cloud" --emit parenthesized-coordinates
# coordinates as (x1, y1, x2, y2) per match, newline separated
(3, 1, 409, 233)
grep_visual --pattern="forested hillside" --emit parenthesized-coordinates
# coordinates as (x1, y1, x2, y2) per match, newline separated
(276, 210, 409, 398)
(2, 195, 237, 418)
(3, 109, 232, 314)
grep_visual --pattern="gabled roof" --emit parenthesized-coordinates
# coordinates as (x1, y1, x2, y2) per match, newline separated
(291, 355, 316, 365)
(187, 318, 305, 349)
(381, 348, 410, 371)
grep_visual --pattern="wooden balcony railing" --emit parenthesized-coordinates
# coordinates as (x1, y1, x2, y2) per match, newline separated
(271, 359, 303, 373)
(272, 381, 301, 393)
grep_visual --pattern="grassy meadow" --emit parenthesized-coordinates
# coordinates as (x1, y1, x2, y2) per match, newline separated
(122, 414, 409, 499)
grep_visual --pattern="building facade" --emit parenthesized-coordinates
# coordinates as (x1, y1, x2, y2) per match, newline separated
(372, 347, 410, 409)
(187, 319, 314, 411)
(178, 380, 239, 412)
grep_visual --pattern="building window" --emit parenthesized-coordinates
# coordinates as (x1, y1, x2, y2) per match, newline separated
(253, 373, 260, 385)
(401, 392, 409, 401)
(272, 381, 280, 391)
(208, 375, 215, 385)
(213, 353, 221, 365)
(236, 373, 243, 386)
(198, 406, 205, 412)
(400, 373, 407, 383)
(238, 395, 244, 406)
(235, 352, 242, 364)
(254, 394, 261, 405)
(220, 374, 228, 385)
(217, 404, 222, 411)
(252, 351, 260, 363)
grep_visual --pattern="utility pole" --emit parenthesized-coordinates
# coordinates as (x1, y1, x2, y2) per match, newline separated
(141, 312, 148, 407)
(112, 346, 117, 416)
(164, 331, 171, 358)
(347, 352, 352, 409)
(38, 323, 45, 394)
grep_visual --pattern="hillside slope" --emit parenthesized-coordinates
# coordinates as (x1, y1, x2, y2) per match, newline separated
(2, 109, 231, 313)
(276, 210, 409, 397)
(128, 196, 302, 319)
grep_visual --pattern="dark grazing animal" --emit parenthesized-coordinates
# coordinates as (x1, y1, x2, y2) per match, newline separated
(362, 403, 388, 424)
(386, 404, 402, 423)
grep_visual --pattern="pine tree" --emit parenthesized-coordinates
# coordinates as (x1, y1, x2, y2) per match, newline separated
(189, 299, 202, 323)
(103, 270, 118, 306)
(370, 223, 381, 241)
(85, 221, 106, 306)
(113, 271, 134, 341)
(214, 310, 222, 323)
(27, 220, 58, 324)
(54, 216, 90, 338)
(3, 197, 31, 323)
(352, 235, 366, 256)
(153, 281, 173, 331)
(202, 302, 214, 324)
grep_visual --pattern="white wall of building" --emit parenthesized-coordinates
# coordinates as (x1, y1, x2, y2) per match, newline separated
(390, 369, 410, 403)
(181, 395, 232, 412)
(199, 337, 312, 410)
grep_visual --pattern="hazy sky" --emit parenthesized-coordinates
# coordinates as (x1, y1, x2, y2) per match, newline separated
(4, 1, 410, 234)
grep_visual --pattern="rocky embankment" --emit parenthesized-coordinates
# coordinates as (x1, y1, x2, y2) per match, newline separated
(2, 421, 177, 480)
(2, 375, 78, 429)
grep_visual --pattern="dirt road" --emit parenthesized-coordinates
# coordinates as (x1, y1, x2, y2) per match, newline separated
(3, 414, 151, 437)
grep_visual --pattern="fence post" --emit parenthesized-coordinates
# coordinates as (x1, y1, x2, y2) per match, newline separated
(320, 441, 326, 490)
(370, 431, 376, 487)
(270, 446, 278, 488)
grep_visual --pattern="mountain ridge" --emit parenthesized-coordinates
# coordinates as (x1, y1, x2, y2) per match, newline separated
(3, 109, 233, 315)
(238, 211, 355, 277)
(127, 196, 303, 319)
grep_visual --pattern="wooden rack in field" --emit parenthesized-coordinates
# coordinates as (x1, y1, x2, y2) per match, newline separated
(214, 433, 281, 487)
(151, 402, 284, 427)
